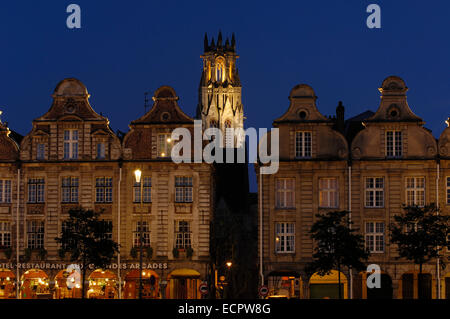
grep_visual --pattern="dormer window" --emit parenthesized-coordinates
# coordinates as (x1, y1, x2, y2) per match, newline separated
(158, 133, 172, 158)
(96, 143, 106, 159)
(36, 143, 45, 160)
(295, 131, 312, 158)
(386, 130, 402, 158)
(64, 130, 78, 160)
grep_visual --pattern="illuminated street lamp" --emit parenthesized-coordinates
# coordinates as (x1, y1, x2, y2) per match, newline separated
(134, 169, 143, 300)
(226, 261, 232, 268)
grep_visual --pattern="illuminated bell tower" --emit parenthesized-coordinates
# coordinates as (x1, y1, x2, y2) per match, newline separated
(197, 32, 244, 148)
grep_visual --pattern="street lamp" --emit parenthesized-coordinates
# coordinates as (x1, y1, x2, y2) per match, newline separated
(134, 169, 143, 300)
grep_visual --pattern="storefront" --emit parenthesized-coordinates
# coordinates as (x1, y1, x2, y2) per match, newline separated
(88, 269, 117, 299)
(123, 269, 159, 299)
(309, 270, 348, 299)
(267, 271, 302, 299)
(54, 269, 82, 299)
(20, 269, 50, 299)
(0, 269, 15, 299)
(167, 268, 201, 299)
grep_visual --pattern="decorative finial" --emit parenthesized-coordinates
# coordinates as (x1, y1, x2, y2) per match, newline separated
(217, 31, 222, 47)
(0, 110, 3, 123)
(204, 33, 209, 52)
(231, 33, 236, 50)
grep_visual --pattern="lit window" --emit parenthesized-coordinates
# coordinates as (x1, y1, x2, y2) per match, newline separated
(319, 178, 338, 208)
(158, 133, 172, 158)
(405, 177, 425, 206)
(0, 180, 12, 204)
(175, 221, 191, 249)
(64, 130, 79, 160)
(0, 222, 11, 248)
(295, 131, 312, 158)
(275, 178, 295, 209)
(133, 177, 151, 203)
(365, 177, 384, 208)
(175, 177, 193, 203)
(133, 221, 151, 247)
(386, 130, 402, 158)
(275, 222, 295, 253)
(27, 220, 44, 249)
(365, 222, 385, 253)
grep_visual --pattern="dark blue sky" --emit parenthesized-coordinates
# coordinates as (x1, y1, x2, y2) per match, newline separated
(1, 1, 449, 192)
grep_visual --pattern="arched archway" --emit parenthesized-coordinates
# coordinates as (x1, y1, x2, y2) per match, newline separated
(88, 269, 117, 299)
(167, 268, 201, 299)
(20, 269, 50, 299)
(441, 271, 450, 299)
(123, 269, 159, 299)
(0, 269, 15, 299)
(309, 270, 348, 299)
(54, 268, 82, 299)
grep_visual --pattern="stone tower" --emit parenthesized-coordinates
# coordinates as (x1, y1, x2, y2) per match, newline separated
(197, 32, 244, 148)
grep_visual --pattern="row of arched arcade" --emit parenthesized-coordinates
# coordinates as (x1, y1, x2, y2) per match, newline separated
(0, 268, 203, 299)
(266, 270, 450, 299)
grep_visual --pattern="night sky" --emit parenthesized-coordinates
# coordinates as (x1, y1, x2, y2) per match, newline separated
(1, 1, 449, 192)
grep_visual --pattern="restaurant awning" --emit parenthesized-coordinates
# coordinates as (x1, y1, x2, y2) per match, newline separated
(169, 268, 201, 278)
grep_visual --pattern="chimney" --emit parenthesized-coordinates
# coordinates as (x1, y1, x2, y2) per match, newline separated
(336, 101, 345, 133)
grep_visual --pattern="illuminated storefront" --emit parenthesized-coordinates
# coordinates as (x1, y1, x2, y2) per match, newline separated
(0, 269, 15, 299)
(20, 269, 50, 299)
(267, 271, 302, 299)
(87, 269, 117, 299)
(123, 269, 159, 299)
(54, 269, 82, 299)
(167, 269, 201, 299)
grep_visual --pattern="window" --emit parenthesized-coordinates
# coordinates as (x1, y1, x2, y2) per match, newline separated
(295, 131, 312, 158)
(61, 221, 76, 250)
(406, 177, 425, 206)
(386, 130, 402, 158)
(28, 178, 45, 203)
(158, 133, 172, 158)
(275, 222, 295, 253)
(365, 222, 385, 253)
(133, 221, 151, 247)
(63, 130, 79, 160)
(62, 177, 79, 203)
(99, 220, 113, 241)
(36, 143, 45, 160)
(133, 177, 151, 203)
(365, 177, 384, 208)
(0, 180, 11, 204)
(175, 177, 193, 203)
(95, 177, 113, 203)
(0, 222, 11, 248)
(27, 220, 44, 249)
(319, 178, 338, 208)
(175, 221, 191, 249)
(224, 119, 234, 148)
(275, 178, 295, 209)
(96, 143, 106, 159)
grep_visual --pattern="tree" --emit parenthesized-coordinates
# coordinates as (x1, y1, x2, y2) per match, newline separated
(55, 207, 119, 299)
(306, 210, 370, 299)
(390, 204, 450, 299)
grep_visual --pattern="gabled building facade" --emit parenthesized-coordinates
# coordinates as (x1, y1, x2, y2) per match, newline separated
(256, 76, 450, 299)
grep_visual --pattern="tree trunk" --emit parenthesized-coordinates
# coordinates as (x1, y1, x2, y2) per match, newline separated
(82, 255, 87, 299)
(418, 263, 423, 300)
